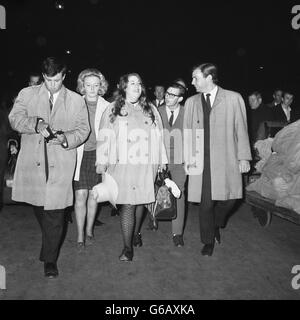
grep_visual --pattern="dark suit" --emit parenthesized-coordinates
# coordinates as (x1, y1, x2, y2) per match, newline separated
(248, 103, 274, 143)
(158, 105, 186, 235)
(272, 104, 290, 123)
(290, 106, 300, 123)
(152, 99, 165, 108)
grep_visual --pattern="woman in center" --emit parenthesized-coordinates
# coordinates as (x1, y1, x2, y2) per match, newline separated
(96, 73, 167, 261)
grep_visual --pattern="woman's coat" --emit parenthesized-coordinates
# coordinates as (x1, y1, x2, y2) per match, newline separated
(9, 84, 90, 210)
(74, 96, 110, 181)
(96, 102, 168, 205)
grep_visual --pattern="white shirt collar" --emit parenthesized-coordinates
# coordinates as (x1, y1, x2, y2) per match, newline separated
(156, 99, 164, 106)
(48, 90, 60, 106)
(166, 105, 180, 126)
(204, 85, 218, 107)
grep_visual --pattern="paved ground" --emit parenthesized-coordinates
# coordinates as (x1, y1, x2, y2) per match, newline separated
(0, 200, 300, 300)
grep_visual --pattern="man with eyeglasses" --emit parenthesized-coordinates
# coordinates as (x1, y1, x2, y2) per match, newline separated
(184, 63, 251, 256)
(156, 83, 187, 246)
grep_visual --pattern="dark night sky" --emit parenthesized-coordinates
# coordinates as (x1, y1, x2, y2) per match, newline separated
(0, 0, 300, 101)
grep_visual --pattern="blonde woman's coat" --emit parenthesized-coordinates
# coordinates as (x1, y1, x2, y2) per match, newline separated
(74, 96, 110, 181)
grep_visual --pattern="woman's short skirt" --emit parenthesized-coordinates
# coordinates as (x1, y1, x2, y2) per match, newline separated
(74, 150, 102, 191)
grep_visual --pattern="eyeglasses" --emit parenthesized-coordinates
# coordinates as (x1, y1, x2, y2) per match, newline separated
(165, 91, 181, 98)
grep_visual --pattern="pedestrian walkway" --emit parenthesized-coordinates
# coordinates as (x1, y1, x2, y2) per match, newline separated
(0, 201, 300, 299)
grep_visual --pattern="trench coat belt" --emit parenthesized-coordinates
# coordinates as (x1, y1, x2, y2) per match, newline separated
(44, 139, 49, 182)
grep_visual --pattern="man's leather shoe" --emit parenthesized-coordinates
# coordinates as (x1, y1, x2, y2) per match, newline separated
(215, 227, 221, 244)
(44, 262, 58, 278)
(201, 244, 214, 256)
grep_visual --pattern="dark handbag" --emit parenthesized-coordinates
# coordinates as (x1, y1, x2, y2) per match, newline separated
(151, 169, 177, 221)
(5, 139, 18, 188)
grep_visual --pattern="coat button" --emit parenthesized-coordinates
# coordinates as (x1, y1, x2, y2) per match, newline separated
(37, 162, 40, 166)
(132, 186, 136, 190)
(145, 121, 148, 124)
(197, 120, 200, 123)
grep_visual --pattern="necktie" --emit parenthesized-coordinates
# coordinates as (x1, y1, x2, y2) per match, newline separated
(206, 93, 211, 108)
(169, 111, 174, 127)
(49, 93, 54, 112)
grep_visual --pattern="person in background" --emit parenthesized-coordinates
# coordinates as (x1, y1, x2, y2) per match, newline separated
(272, 91, 294, 123)
(267, 89, 283, 109)
(9, 57, 90, 278)
(247, 91, 273, 144)
(74, 68, 109, 250)
(152, 84, 165, 108)
(0, 97, 11, 212)
(96, 73, 167, 261)
(28, 72, 43, 86)
(158, 82, 187, 246)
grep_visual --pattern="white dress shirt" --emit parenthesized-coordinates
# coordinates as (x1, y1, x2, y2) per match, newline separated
(281, 105, 291, 121)
(156, 99, 165, 107)
(166, 105, 180, 126)
(204, 85, 218, 107)
(48, 90, 60, 107)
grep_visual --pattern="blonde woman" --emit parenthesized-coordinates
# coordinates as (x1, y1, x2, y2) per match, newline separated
(74, 68, 109, 249)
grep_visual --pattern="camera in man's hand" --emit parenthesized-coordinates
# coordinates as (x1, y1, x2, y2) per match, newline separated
(44, 126, 64, 143)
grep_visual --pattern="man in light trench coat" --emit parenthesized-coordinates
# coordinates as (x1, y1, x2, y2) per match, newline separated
(183, 63, 251, 256)
(9, 57, 90, 278)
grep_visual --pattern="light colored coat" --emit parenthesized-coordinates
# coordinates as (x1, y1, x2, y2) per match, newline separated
(9, 84, 90, 210)
(96, 102, 168, 205)
(183, 87, 252, 202)
(74, 96, 110, 181)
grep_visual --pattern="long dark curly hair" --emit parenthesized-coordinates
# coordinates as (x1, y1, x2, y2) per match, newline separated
(110, 73, 155, 124)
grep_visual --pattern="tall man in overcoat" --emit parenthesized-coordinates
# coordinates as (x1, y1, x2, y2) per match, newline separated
(9, 57, 90, 277)
(183, 63, 251, 256)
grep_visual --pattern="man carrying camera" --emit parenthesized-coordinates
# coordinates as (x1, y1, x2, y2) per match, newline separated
(9, 57, 90, 278)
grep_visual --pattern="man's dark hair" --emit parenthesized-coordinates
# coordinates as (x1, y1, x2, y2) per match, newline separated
(273, 88, 283, 95)
(283, 90, 294, 97)
(29, 71, 41, 78)
(193, 63, 218, 84)
(168, 82, 186, 97)
(41, 57, 67, 77)
(248, 91, 262, 100)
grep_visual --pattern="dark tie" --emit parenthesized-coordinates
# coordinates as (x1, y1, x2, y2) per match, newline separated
(206, 93, 211, 108)
(49, 93, 54, 112)
(169, 111, 174, 127)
